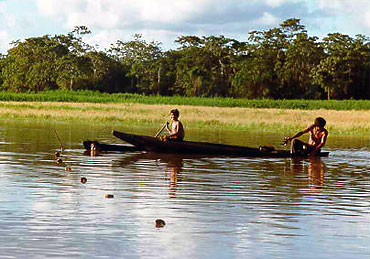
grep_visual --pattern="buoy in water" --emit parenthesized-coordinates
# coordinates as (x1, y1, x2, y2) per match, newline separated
(54, 151, 61, 158)
(65, 166, 71, 172)
(105, 194, 114, 198)
(80, 177, 87, 184)
(155, 219, 166, 228)
(56, 158, 63, 164)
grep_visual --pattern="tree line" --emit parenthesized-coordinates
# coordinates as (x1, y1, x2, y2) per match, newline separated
(0, 19, 369, 100)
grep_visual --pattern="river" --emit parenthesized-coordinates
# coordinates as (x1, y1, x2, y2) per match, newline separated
(0, 119, 369, 258)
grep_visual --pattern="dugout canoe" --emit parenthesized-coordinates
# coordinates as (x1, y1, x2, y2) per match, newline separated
(113, 131, 329, 158)
(83, 140, 138, 152)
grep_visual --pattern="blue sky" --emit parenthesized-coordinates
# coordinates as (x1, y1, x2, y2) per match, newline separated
(0, 0, 369, 53)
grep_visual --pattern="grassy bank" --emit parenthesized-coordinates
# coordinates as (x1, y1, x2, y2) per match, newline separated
(0, 90, 369, 110)
(0, 101, 369, 135)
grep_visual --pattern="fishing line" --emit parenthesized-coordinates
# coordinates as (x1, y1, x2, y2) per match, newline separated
(54, 128, 65, 152)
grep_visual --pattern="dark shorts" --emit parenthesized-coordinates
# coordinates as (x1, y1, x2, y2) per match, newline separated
(168, 136, 183, 142)
(291, 139, 316, 155)
(161, 135, 183, 142)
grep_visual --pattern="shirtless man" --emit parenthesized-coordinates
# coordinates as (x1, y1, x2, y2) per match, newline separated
(164, 109, 185, 141)
(284, 117, 328, 156)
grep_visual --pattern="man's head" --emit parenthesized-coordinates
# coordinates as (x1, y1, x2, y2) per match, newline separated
(314, 117, 326, 128)
(170, 109, 180, 119)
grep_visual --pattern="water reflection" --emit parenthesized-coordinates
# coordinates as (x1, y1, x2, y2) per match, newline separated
(163, 156, 183, 197)
(308, 158, 326, 187)
(284, 157, 326, 187)
(114, 152, 186, 196)
(1, 120, 369, 259)
(82, 145, 101, 157)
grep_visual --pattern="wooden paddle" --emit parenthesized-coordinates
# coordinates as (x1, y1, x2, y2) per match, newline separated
(155, 123, 167, 138)
(282, 137, 291, 146)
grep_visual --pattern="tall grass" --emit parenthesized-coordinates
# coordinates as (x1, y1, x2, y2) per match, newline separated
(0, 90, 369, 110)
(0, 101, 369, 135)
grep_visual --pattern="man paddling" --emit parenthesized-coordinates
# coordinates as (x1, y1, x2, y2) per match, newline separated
(162, 109, 185, 142)
(284, 117, 328, 156)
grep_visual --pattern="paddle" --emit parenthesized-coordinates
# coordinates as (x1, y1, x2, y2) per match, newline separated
(282, 138, 289, 146)
(282, 137, 291, 146)
(155, 123, 167, 138)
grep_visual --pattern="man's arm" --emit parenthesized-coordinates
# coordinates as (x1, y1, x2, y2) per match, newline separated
(285, 125, 313, 142)
(165, 121, 171, 133)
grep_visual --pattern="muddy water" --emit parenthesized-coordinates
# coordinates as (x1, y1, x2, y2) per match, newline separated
(0, 120, 369, 258)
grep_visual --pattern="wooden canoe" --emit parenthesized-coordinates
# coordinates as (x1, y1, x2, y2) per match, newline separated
(83, 140, 138, 152)
(113, 131, 329, 158)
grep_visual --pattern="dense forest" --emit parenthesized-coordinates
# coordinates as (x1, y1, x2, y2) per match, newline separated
(0, 19, 369, 100)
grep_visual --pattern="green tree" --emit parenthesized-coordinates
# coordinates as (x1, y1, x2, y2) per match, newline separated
(234, 18, 326, 99)
(0, 20, 368, 99)
(85, 51, 129, 93)
(54, 26, 94, 90)
(278, 20, 323, 98)
(1, 27, 95, 92)
(157, 50, 181, 95)
(109, 34, 163, 94)
(234, 27, 286, 98)
(1, 36, 66, 91)
(311, 33, 370, 99)
(174, 35, 243, 97)
(345, 34, 370, 99)
(0, 54, 6, 87)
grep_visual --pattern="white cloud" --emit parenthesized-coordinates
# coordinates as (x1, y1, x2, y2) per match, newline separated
(366, 10, 370, 28)
(0, 2, 16, 29)
(317, 0, 370, 30)
(33, 0, 246, 49)
(36, 0, 84, 16)
(0, 0, 367, 53)
(266, 0, 292, 8)
(137, 0, 203, 23)
(35, 0, 210, 29)
(0, 2, 16, 53)
(84, 29, 124, 50)
(259, 12, 279, 26)
(29, 1, 255, 48)
(0, 29, 11, 53)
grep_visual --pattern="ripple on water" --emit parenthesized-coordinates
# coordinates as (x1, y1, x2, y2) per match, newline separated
(0, 124, 369, 258)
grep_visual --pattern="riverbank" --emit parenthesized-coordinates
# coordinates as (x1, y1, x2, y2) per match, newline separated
(0, 101, 368, 135)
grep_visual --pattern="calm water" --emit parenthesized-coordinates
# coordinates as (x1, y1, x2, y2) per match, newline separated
(0, 119, 369, 259)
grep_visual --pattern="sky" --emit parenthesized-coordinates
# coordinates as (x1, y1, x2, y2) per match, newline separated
(0, 0, 369, 53)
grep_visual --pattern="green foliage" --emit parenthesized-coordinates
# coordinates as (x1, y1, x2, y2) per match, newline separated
(174, 35, 245, 97)
(0, 90, 368, 110)
(0, 27, 128, 93)
(109, 34, 163, 94)
(0, 20, 369, 100)
(311, 33, 370, 100)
